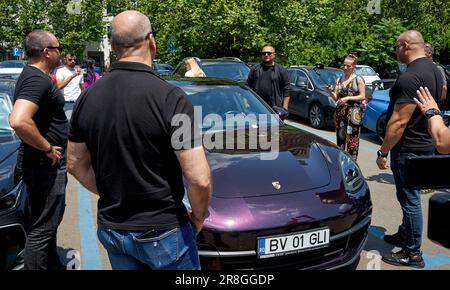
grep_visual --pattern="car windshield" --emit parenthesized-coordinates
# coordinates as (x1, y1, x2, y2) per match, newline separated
(356, 66, 377, 76)
(0, 93, 13, 135)
(201, 62, 250, 81)
(0, 81, 15, 102)
(155, 64, 173, 71)
(176, 84, 279, 131)
(309, 69, 343, 87)
(0, 73, 21, 80)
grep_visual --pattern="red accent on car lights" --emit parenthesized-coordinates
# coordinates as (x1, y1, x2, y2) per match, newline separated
(367, 95, 373, 103)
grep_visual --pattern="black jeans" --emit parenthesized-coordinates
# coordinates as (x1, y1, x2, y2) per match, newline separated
(22, 163, 67, 270)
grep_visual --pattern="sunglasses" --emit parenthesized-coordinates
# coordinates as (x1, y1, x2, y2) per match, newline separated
(392, 43, 403, 50)
(41, 45, 64, 53)
(261, 51, 273, 56)
(145, 28, 157, 40)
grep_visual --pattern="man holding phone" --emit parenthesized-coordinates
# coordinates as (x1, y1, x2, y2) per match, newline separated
(56, 51, 84, 119)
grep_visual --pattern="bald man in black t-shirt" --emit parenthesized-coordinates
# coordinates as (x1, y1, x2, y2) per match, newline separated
(67, 11, 211, 270)
(376, 30, 444, 269)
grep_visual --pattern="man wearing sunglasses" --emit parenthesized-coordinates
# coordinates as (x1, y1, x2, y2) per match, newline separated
(246, 45, 290, 110)
(9, 30, 68, 270)
(376, 30, 444, 268)
(56, 51, 85, 119)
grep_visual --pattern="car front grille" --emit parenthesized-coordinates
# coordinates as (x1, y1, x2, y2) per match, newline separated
(200, 215, 370, 270)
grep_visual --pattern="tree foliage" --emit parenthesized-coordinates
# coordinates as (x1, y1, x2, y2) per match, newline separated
(1, 0, 449, 72)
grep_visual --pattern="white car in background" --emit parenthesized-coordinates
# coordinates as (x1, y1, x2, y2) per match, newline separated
(0, 68, 23, 80)
(355, 65, 381, 87)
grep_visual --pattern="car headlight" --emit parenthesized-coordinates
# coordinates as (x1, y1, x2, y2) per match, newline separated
(339, 151, 364, 193)
(0, 182, 24, 213)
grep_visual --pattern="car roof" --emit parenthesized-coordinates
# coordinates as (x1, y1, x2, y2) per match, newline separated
(180, 57, 246, 65)
(200, 58, 248, 64)
(288, 65, 343, 72)
(164, 76, 244, 86)
(0, 67, 23, 73)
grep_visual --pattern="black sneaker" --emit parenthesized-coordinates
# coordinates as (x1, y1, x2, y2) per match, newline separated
(383, 232, 404, 247)
(382, 250, 425, 269)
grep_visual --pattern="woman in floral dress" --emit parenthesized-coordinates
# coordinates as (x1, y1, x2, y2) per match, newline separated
(327, 52, 366, 160)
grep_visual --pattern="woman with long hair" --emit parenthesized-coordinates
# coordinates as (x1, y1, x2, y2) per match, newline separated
(327, 52, 366, 160)
(83, 58, 101, 88)
(184, 58, 206, 77)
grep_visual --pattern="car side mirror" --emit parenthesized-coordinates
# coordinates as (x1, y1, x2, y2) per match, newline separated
(273, 106, 289, 120)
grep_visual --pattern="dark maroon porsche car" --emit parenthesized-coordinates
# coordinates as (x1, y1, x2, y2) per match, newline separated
(168, 77, 372, 270)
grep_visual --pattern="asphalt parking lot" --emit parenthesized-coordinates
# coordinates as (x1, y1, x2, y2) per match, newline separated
(56, 116, 450, 270)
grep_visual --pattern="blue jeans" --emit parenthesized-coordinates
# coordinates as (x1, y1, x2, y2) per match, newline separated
(97, 222, 201, 270)
(390, 149, 433, 255)
(64, 101, 75, 120)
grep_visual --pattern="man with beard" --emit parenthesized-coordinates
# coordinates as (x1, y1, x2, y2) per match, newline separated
(56, 51, 84, 119)
(246, 45, 290, 110)
(376, 30, 444, 268)
(9, 29, 67, 270)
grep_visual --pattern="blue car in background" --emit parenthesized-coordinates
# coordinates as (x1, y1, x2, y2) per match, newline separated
(362, 88, 390, 141)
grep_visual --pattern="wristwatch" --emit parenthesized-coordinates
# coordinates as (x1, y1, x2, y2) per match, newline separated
(377, 150, 388, 158)
(424, 108, 441, 119)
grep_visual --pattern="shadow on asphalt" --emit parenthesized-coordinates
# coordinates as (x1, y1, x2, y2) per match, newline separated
(364, 173, 394, 185)
(364, 226, 395, 256)
(360, 131, 382, 145)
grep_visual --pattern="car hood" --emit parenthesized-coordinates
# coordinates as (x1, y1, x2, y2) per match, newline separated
(205, 125, 332, 198)
(362, 76, 381, 85)
(0, 135, 21, 195)
(372, 88, 390, 101)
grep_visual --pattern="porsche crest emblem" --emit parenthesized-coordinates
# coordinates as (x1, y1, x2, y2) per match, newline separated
(272, 181, 281, 190)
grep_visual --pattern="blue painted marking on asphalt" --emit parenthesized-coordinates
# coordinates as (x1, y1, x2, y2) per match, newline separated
(423, 254, 450, 269)
(369, 226, 450, 269)
(77, 183, 102, 270)
(368, 226, 384, 240)
(285, 120, 377, 153)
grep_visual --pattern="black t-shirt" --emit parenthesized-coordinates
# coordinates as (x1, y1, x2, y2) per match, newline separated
(14, 65, 68, 166)
(69, 61, 201, 231)
(387, 57, 444, 152)
(257, 66, 273, 105)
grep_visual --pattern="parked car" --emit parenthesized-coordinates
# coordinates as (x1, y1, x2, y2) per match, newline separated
(173, 57, 251, 82)
(371, 79, 396, 92)
(287, 65, 343, 128)
(362, 87, 390, 141)
(0, 92, 28, 270)
(0, 68, 23, 80)
(0, 60, 27, 69)
(355, 65, 381, 87)
(153, 63, 174, 76)
(0, 79, 16, 102)
(166, 76, 372, 270)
